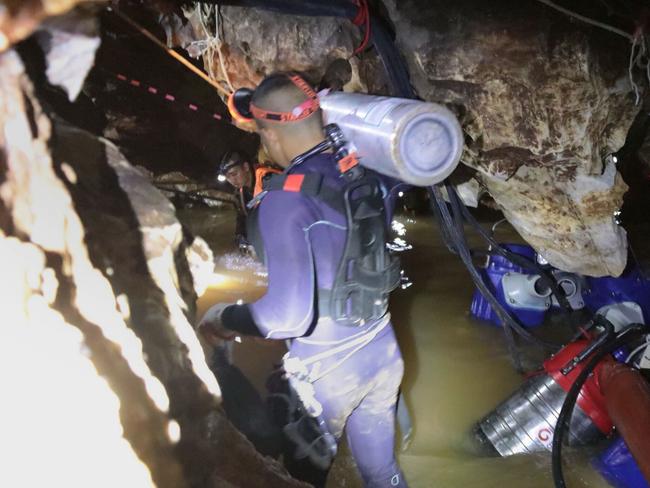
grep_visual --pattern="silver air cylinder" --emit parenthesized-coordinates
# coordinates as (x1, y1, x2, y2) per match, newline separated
(476, 374, 603, 456)
(321, 92, 464, 186)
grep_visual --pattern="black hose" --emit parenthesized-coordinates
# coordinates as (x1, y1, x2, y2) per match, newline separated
(429, 190, 458, 255)
(430, 186, 560, 349)
(551, 323, 650, 488)
(430, 187, 523, 371)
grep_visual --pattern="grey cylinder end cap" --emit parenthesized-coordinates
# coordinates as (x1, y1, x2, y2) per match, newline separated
(399, 106, 464, 186)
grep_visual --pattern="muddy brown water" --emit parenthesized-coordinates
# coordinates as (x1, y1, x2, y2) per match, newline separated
(181, 206, 611, 488)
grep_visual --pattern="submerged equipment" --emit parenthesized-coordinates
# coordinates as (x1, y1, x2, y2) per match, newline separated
(471, 243, 586, 328)
(471, 244, 551, 328)
(551, 322, 650, 488)
(583, 265, 650, 333)
(247, 124, 401, 325)
(594, 437, 650, 488)
(476, 317, 617, 457)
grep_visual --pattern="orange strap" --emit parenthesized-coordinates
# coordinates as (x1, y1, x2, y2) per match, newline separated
(253, 167, 282, 196)
(228, 92, 253, 123)
(338, 152, 360, 174)
(249, 75, 320, 123)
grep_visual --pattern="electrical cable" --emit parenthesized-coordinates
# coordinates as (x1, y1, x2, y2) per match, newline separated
(442, 185, 569, 342)
(430, 186, 549, 372)
(625, 340, 650, 365)
(351, 0, 371, 55)
(451, 184, 574, 315)
(431, 186, 532, 371)
(551, 322, 650, 488)
(533, 0, 633, 41)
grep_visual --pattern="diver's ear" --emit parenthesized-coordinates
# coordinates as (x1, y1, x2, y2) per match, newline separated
(259, 127, 285, 165)
(259, 127, 281, 153)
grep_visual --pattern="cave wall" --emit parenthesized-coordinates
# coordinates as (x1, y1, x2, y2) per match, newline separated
(173, 0, 641, 276)
(0, 15, 307, 487)
(383, 0, 636, 277)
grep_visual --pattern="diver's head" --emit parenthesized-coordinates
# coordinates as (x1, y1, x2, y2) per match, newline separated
(250, 73, 324, 167)
(219, 151, 252, 189)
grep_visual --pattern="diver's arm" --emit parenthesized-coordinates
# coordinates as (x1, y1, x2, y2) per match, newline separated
(221, 192, 315, 339)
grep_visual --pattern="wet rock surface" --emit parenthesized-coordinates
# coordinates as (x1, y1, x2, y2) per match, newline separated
(181, 4, 361, 89)
(0, 38, 307, 488)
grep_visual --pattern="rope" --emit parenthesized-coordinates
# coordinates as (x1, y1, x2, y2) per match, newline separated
(629, 34, 642, 105)
(109, 7, 230, 96)
(196, 4, 235, 94)
(214, 8, 235, 93)
(533, 0, 633, 41)
(103, 69, 232, 125)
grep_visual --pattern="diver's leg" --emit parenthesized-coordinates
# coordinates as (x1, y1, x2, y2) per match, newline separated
(345, 345, 408, 488)
(283, 361, 364, 485)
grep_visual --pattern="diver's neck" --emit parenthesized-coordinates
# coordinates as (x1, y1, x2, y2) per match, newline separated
(285, 133, 328, 164)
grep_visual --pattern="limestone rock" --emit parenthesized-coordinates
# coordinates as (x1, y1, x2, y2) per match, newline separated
(181, 3, 363, 89)
(0, 48, 179, 488)
(186, 235, 215, 297)
(0, 48, 307, 488)
(0, 0, 93, 51)
(36, 7, 100, 101)
(382, 0, 637, 276)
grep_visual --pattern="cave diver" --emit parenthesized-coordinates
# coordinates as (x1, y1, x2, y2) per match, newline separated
(198, 72, 409, 487)
(219, 151, 281, 253)
(218, 151, 257, 253)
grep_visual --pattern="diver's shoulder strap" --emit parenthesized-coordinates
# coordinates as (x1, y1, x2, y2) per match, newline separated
(262, 173, 346, 214)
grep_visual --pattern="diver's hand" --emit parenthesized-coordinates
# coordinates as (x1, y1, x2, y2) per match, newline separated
(197, 303, 237, 345)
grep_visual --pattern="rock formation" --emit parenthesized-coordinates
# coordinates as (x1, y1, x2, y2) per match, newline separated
(0, 9, 307, 486)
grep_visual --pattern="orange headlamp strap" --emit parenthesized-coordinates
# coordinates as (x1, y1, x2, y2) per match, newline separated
(249, 75, 320, 124)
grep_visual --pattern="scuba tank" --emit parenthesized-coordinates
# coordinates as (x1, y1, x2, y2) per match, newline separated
(320, 91, 464, 186)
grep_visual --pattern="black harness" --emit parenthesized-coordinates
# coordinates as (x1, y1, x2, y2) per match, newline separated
(247, 132, 400, 326)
